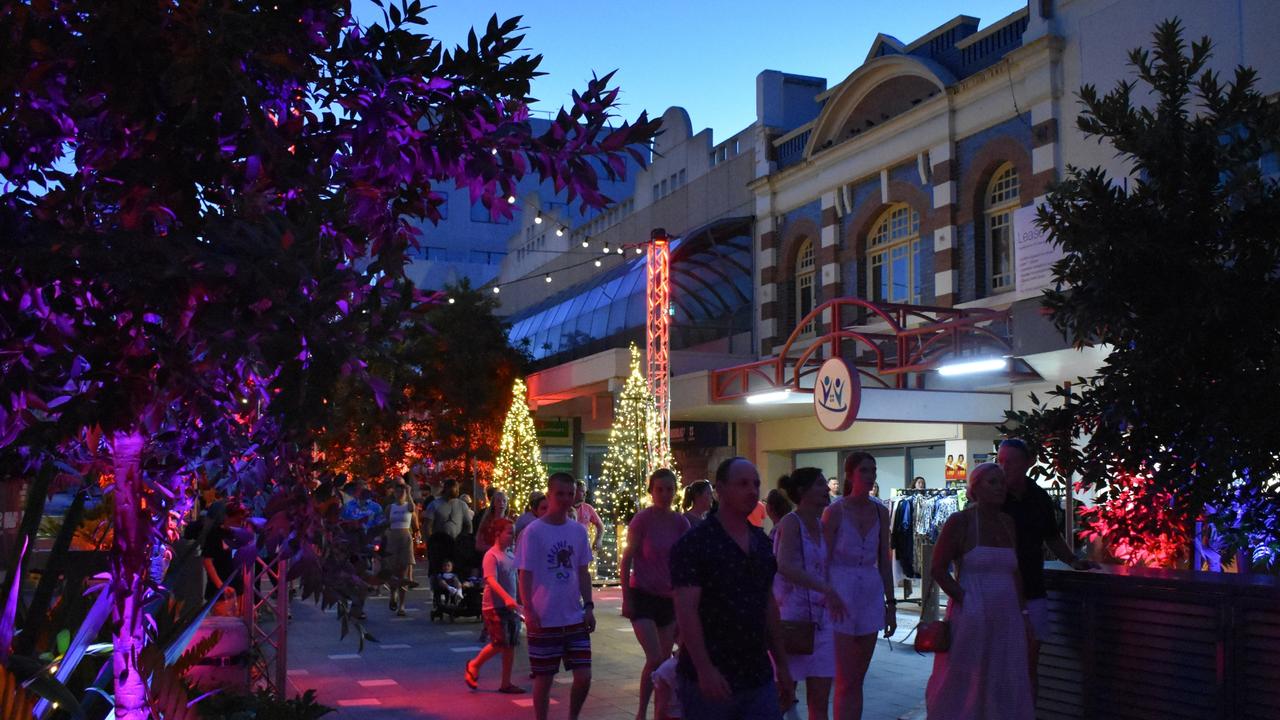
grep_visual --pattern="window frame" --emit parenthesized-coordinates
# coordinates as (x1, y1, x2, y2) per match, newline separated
(984, 163, 1020, 294)
(866, 204, 923, 304)
(795, 237, 816, 335)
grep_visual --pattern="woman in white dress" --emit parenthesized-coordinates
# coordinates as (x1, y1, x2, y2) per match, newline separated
(925, 462, 1034, 720)
(774, 467, 848, 720)
(823, 452, 896, 720)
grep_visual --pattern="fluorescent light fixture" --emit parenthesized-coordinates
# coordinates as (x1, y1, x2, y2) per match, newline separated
(937, 357, 1008, 376)
(746, 390, 792, 404)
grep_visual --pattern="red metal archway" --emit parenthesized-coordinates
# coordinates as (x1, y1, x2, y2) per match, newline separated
(711, 297, 1023, 400)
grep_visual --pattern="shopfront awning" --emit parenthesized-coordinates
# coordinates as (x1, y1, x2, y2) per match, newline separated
(673, 369, 1010, 424)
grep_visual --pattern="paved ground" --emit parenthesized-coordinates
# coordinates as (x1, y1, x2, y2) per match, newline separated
(285, 585, 932, 719)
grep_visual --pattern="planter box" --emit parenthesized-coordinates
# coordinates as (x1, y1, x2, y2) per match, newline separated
(1039, 563, 1280, 720)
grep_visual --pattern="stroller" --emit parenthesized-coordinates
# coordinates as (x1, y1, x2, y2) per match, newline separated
(430, 572, 483, 622)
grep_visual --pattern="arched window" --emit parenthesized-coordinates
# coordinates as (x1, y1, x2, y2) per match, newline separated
(867, 204, 923, 304)
(795, 238, 816, 335)
(985, 163, 1020, 293)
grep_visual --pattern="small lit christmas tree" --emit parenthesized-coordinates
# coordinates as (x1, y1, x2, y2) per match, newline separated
(493, 378, 547, 511)
(595, 344, 677, 578)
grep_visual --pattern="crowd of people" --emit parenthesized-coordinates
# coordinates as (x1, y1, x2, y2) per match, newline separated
(190, 437, 1088, 720)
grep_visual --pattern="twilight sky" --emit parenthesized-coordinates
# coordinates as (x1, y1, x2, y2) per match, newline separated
(353, 0, 1027, 140)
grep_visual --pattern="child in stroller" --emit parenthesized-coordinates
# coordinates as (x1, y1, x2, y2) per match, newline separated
(431, 560, 483, 621)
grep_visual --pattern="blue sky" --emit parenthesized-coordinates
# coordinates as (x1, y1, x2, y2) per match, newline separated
(353, 0, 1026, 140)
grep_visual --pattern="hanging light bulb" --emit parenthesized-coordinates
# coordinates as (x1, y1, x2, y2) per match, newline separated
(506, 194, 516, 204)
(581, 238, 590, 248)
(493, 286, 501, 294)
(616, 246, 624, 255)
(534, 210, 543, 225)
(448, 297, 456, 304)
(594, 259, 602, 267)
(634, 246, 643, 255)
(544, 274, 552, 283)
(602, 243, 611, 254)
(491, 148, 498, 156)
(556, 226, 565, 237)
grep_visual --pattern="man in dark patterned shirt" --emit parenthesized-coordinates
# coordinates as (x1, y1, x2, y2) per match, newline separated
(671, 457, 794, 719)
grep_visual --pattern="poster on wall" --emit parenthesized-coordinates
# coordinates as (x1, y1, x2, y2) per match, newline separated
(1013, 203, 1064, 299)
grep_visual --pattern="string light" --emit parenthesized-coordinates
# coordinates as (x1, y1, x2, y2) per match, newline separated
(507, 195, 516, 204)
(582, 238, 591, 248)
(556, 226, 565, 237)
(602, 243, 611, 254)
(544, 274, 552, 283)
(634, 246, 643, 255)
(448, 297, 456, 304)
(493, 286, 500, 294)
(534, 210, 543, 224)
(491, 148, 499, 156)
(616, 246, 624, 255)
(594, 259, 602, 267)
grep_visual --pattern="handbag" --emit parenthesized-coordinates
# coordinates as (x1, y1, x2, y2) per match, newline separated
(781, 518, 817, 655)
(914, 619, 951, 653)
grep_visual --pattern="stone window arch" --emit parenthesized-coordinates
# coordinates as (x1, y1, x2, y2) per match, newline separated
(867, 203, 923, 304)
(985, 163, 1020, 293)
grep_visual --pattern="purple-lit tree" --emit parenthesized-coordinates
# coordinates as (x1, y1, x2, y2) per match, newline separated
(0, 1, 657, 715)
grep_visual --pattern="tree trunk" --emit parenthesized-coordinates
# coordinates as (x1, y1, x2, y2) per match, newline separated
(110, 431, 149, 720)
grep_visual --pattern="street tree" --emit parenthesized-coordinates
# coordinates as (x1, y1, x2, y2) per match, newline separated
(1003, 19, 1280, 568)
(0, 1, 658, 715)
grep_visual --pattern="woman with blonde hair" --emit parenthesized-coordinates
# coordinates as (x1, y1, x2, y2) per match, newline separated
(924, 462, 1033, 719)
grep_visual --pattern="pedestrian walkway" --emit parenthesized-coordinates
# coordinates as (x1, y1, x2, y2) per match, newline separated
(286, 586, 931, 719)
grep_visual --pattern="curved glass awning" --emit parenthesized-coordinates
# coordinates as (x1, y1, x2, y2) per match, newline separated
(507, 217, 753, 366)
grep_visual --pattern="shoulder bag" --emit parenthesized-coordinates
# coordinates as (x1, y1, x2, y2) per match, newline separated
(780, 518, 816, 655)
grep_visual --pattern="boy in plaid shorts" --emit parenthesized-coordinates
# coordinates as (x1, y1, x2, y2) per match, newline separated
(516, 473, 596, 720)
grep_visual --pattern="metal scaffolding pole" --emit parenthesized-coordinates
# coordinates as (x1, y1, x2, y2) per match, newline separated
(645, 228, 671, 466)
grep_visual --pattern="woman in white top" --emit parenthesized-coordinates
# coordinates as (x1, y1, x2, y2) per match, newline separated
(823, 452, 896, 720)
(925, 463, 1033, 719)
(774, 467, 848, 720)
(384, 484, 420, 616)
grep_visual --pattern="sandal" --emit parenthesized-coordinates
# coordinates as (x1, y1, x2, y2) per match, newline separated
(498, 685, 526, 694)
(464, 662, 479, 690)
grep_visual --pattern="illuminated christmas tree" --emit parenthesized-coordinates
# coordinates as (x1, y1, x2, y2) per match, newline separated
(596, 344, 676, 578)
(493, 378, 547, 511)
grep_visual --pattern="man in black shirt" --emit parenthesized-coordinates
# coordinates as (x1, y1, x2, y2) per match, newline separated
(202, 501, 248, 602)
(998, 438, 1094, 691)
(671, 457, 794, 719)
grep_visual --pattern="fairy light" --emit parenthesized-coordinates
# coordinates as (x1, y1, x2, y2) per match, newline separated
(492, 379, 547, 512)
(595, 343, 677, 580)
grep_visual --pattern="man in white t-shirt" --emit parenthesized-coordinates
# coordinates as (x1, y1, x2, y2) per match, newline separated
(516, 473, 595, 720)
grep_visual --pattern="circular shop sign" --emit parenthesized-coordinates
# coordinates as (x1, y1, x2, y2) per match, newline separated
(813, 357, 861, 432)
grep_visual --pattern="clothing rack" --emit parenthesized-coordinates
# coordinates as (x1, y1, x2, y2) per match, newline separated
(891, 488, 960, 497)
